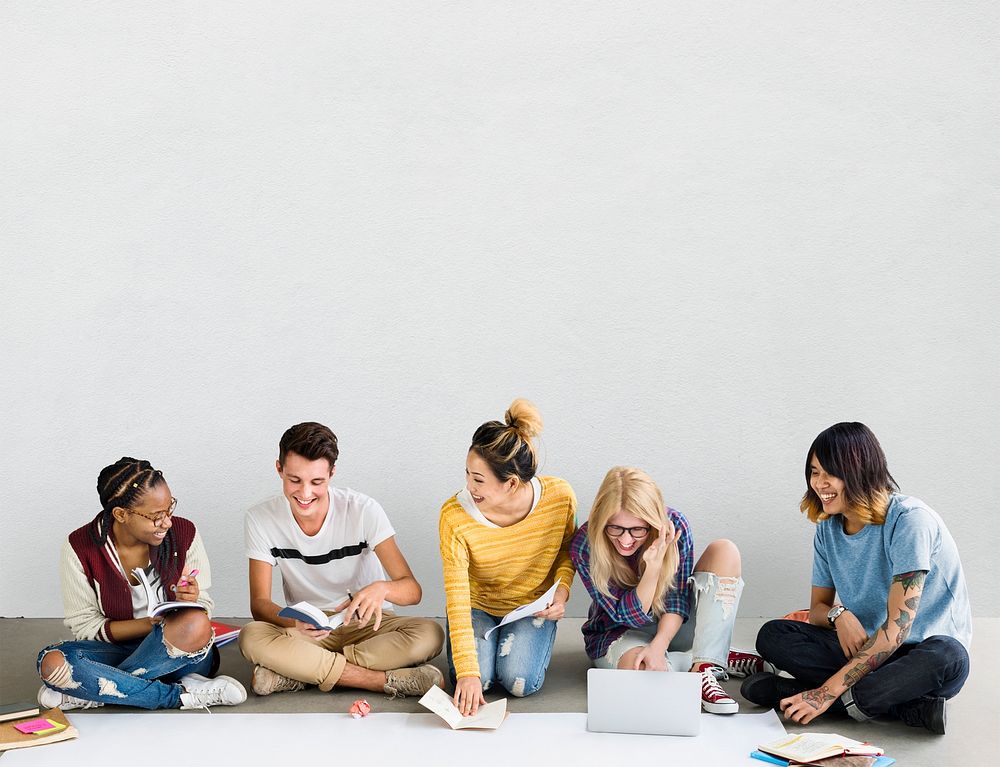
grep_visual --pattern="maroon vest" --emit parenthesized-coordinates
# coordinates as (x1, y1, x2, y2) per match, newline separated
(68, 514, 195, 642)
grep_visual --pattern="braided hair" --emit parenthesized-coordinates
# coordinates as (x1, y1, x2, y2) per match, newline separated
(90, 457, 180, 586)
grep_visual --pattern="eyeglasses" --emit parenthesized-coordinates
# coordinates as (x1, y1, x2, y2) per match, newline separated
(128, 497, 177, 527)
(604, 524, 651, 539)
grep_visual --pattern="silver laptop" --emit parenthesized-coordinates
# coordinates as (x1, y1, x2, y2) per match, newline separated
(586, 668, 701, 736)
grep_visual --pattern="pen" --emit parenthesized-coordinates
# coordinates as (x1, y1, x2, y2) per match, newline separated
(178, 569, 199, 588)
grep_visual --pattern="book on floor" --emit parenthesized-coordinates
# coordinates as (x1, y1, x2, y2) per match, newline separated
(0, 701, 40, 723)
(132, 567, 208, 619)
(418, 685, 508, 730)
(277, 601, 345, 631)
(211, 620, 242, 647)
(757, 733, 883, 764)
(0, 707, 78, 752)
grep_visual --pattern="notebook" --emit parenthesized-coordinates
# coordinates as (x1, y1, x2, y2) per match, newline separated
(586, 668, 701, 736)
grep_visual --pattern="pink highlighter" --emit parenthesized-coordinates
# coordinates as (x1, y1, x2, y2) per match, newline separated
(178, 569, 199, 588)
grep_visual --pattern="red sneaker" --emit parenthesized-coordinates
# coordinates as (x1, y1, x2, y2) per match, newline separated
(726, 648, 776, 679)
(695, 664, 739, 714)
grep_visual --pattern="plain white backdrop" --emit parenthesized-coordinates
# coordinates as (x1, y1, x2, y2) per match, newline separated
(1, 2, 997, 622)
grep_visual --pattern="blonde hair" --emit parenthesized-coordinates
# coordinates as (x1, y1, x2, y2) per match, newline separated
(586, 467, 679, 617)
(469, 398, 543, 484)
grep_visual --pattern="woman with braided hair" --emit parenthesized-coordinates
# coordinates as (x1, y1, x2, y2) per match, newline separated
(36, 457, 246, 710)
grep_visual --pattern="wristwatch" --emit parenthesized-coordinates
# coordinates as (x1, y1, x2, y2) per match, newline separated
(827, 604, 847, 627)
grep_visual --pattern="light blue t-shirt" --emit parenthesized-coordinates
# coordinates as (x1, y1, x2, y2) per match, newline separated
(812, 493, 972, 651)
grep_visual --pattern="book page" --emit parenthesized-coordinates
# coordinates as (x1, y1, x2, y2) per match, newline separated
(484, 581, 560, 639)
(417, 685, 507, 730)
(761, 733, 878, 761)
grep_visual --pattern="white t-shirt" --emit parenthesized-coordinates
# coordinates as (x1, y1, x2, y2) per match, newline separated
(245, 486, 395, 612)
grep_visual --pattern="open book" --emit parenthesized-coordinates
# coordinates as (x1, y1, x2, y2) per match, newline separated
(132, 568, 207, 619)
(418, 685, 507, 730)
(484, 580, 561, 639)
(278, 601, 345, 631)
(758, 733, 883, 764)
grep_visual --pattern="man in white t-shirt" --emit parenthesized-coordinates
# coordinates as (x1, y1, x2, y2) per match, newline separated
(238, 422, 445, 697)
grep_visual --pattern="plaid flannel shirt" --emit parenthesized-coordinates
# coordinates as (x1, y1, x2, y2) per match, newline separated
(569, 508, 694, 660)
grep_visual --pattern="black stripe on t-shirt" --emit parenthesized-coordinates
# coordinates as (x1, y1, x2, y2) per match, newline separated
(270, 542, 369, 565)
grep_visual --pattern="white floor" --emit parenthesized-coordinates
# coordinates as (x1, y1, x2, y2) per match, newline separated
(3, 710, 788, 766)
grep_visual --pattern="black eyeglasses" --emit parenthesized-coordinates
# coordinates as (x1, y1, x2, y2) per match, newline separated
(129, 497, 177, 527)
(604, 524, 651, 539)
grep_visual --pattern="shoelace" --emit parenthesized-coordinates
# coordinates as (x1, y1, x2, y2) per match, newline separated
(701, 671, 733, 701)
(728, 656, 760, 677)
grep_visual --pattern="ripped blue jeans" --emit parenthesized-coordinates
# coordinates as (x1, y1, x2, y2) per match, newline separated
(446, 609, 558, 697)
(37, 623, 218, 710)
(596, 572, 744, 671)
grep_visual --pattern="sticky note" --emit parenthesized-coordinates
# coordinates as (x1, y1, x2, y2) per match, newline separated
(13, 718, 66, 735)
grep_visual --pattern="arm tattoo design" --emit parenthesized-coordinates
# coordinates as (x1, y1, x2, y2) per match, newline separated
(894, 570, 926, 594)
(801, 686, 836, 711)
(843, 652, 891, 688)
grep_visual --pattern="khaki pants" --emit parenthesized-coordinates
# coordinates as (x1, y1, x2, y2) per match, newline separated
(239, 612, 444, 691)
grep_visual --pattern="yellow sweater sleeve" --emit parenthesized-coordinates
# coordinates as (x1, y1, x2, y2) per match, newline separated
(551, 483, 578, 594)
(439, 505, 480, 679)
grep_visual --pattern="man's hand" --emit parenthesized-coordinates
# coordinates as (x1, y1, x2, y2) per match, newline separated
(780, 686, 837, 724)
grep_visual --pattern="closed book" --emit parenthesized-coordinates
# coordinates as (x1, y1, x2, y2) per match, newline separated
(0, 707, 78, 752)
(0, 701, 40, 723)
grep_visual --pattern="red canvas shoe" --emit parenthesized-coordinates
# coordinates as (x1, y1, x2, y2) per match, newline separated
(726, 648, 776, 679)
(694, 664, 739, 714)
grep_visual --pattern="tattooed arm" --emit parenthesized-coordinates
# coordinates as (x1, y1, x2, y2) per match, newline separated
(780, 570, 927, 725)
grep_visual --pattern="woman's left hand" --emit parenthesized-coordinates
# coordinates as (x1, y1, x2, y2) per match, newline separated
(172, 573, 199, 603)
(779, 686, 837, 724)
(533, 585, 569, 621)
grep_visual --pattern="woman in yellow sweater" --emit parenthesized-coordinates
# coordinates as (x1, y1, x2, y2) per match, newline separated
(439, 399, 577, 715)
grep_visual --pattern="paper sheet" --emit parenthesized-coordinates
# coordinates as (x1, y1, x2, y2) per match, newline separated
(484, 581, 561, 639)
(417, 685, 507, 729)
(2, 710, 787, 765)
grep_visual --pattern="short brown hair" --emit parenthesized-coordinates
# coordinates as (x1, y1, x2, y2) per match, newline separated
(279, 422, 339, 468)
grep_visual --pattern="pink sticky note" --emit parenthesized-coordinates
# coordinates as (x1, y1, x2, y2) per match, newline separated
(14, 719, 57, 734)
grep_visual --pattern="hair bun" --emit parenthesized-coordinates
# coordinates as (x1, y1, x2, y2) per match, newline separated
(504, 398, 543, 441)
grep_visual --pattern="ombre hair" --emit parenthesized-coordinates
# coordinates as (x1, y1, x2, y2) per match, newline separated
(586, 467, 680, 618)
(469, 398, 543, 485)
(800, 422, 898, 525)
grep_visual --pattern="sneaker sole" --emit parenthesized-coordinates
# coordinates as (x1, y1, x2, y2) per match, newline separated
(703, 699, 740, 714)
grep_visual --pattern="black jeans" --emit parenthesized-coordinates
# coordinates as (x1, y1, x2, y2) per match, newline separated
(755, 619, 969, 718)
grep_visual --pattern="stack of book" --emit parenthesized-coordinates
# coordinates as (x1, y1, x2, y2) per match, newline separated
(211, 620, 242, 647)
(0, 703, 78, 753)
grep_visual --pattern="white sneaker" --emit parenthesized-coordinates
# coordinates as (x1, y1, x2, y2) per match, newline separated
(179, 674, 247, 710)
(38, 685, 103, 711)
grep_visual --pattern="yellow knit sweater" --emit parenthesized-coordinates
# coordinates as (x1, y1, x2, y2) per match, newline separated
(439, 476, 578, 679)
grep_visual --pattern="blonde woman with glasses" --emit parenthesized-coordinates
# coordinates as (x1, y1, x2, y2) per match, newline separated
(570, 466, 769, 714)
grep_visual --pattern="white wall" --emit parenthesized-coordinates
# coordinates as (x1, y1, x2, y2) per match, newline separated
(1, 2, 997, 621)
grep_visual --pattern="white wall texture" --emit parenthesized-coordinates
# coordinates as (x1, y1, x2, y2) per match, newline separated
(1, 2, 997, 622)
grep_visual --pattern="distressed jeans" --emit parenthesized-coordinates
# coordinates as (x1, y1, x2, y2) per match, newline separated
(596, 572, 744, 670)
(446, 609, 558, 697)
(755, 619, 970, 719)
(37, 623, 217, 710)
